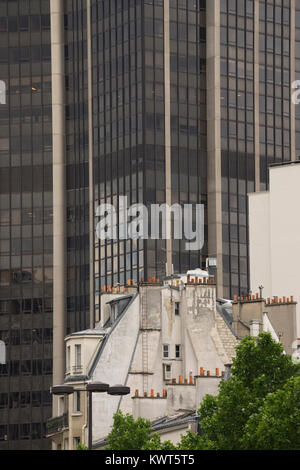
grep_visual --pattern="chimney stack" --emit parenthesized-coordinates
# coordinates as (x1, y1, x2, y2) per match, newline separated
(250, 320, 260, 337)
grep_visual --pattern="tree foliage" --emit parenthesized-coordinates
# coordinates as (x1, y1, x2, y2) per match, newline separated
(241, 375, 300, 450)
(198, 333, 300, 450)
(76, 443, 88, 450)
(105, 412, 153, 450)
(176, 431, 210, 450)
(142, 433, 176, 450)
(105, 411, 176, 450)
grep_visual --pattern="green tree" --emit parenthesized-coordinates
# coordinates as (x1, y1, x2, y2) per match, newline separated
(105, 411, 176, 450)
(105, 411, 152, 450)
(241, 375, 300, 450)
(198, 333, 299, 450)
(76, 443, 88, 450)
(142, 433, 176, 450)
(177, 431, 210, 450)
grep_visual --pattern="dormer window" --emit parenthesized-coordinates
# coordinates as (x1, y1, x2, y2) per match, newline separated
(109, 296, 132, 326)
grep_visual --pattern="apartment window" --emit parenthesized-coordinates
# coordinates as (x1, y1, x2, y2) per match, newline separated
(175, 302, 180, 316)
(75, 344, 82, 371)
(175, 345, 181, 359)
(163, 364, 172, 381)
(74, 391, 81, 413)
(67, 346, 70, 373)
(163, 344, 169, 359)
(74, 437, 81, 449)
(59, 396, 65, 416)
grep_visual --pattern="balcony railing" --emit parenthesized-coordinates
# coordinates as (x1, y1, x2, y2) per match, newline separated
(46, 413, 68, 436)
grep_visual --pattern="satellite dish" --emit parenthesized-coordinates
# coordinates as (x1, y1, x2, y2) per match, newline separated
(0, 341, 6, 365)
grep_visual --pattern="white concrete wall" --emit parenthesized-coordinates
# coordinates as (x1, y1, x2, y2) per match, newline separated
(249, 191, 272, 296)
(132, 398, 167, 421)
(166, 385, 196, 414)
(196, 377, 220, 403)
(156, 425, 193, 446)
(249, 163, 300, 337)
(161, 288, 184, 380)
(184, 286, 225, 374)
(91, 295, 140, 441)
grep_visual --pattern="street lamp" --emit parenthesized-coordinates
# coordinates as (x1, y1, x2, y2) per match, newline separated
(51, 385, 74, 395)
(51, 382, 130, 450)
(86, 382, 109, 450)
(107, 384, 130, 396)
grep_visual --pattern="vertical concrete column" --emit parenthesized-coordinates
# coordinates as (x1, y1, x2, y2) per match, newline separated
(164, 0, 172, 276)
(290, 0, 296, 162)
(51, 0, 67, 414)
(206, 0, 223, 297)
(87, 0, 95, 328)
(254, 0, 261, 189)
(250, 320, 261, 338)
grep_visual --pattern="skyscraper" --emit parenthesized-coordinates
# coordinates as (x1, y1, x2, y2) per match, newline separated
(216, 0, 297, 299)
(0, 0, 53, 450)
(0, 0, 298, 449)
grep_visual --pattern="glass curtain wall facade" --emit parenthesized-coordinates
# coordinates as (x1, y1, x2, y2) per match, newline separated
(258, 0, 291, 186)
(92, 0, 208, 311)
(296, 1, 300, 156)
(220, 0, 256, 299)
(0, 0, 52, 450)
(65, 0, 90, 334)
(143, 0, 167, 280)
(169, 0, 207, 274)
(219, 0, 293, 299)
(92, 0, 146, 300)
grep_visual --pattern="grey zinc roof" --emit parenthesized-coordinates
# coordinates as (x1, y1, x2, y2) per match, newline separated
(150, 411, 199, 432)
(67, 328, 107, 337)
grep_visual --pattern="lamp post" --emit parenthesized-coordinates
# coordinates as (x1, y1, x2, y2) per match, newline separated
(51, 382, 130, 450)
(86, 382, 109, 450)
